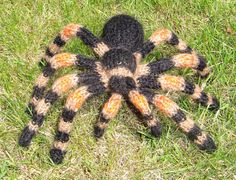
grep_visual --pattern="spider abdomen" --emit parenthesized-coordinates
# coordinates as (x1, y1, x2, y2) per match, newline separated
(101, 14, 144, 52)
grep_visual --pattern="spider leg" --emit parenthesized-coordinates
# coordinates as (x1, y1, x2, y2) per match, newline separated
(19, 72, 104, 147)
(127, 90, 162, 137)
(19, 73, 79, 147)
(94, 93, 122, 138)
(42, 24, 109, 63)
(140, 90, 216, 152)
(133, 28, 210, 77)
(138, 74, 219, 111)
(154, 95, 216, 152)
(50, 85, 105, 164)
(135, 53, 210, 78)
(27, 23, 110, 113)
(27, 53, 97, 115)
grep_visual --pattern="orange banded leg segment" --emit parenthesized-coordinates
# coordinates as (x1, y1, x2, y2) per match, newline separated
(128, 90, 162, 137)
(134, 28, 192, 60)
(42, 24, 82, 62)
(157, 74, 219, 111)
(50, 86, 92, 164)
(19, 74, 79, 147)
(94, 93, 122, 138)
(171, 53, 210, 77)
(152, 95, 216, 152)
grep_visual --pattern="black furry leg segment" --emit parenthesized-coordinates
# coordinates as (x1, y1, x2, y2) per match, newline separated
(128, 90, 162, 137)
(94, 93, 122, 138)
(50, 83, 105, 164)
(140, 89, 216, 152)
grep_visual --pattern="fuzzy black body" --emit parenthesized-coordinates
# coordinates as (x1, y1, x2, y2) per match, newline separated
(101, 14, 144, 52)
(101, 15, 143, 94)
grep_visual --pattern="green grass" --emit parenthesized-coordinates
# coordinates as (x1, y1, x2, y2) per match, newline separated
(0, 0, 235, 179)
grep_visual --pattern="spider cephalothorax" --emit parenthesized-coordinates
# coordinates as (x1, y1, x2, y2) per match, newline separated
(19, 14, 219, 164)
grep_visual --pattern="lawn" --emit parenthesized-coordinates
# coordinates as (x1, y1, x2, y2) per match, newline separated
(0, 0, 235, 179)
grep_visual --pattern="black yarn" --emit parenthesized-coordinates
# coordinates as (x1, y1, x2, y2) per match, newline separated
(197, 92, 209, 106)
(208, 97, 220, 111)
(32, 86, 46, 100)
(138, 75, 161, 89)
(87, 82, 106, 95)
(79, 72, 101, 86)
(101, 48, 137, 73)
(148, 58, 174, 75)
(101, 14, 144, 52)
(139, 40, 155, 58)
(75, 55, 97, 69)
(45, 47, 54, 57)
(138, 88, 155, 102)
(183, 81, 195, 95)
(150, 125, 162, 137)
(32, 113, 45, 127)
(53, 35, 66, 47)
(197, 135, 216, 153)
(94, 125, 105, 138)
(77, 27, 100, 47)
(19, 126, 35, 147)
(99, 115, 109, 123)
(186, 124, 202, 141)
(108, 76, 136, 95)
(172, 109, 186, 123)
(62, 108, 76, 122)
(43, 63, 56, 77)
(50, 148, 66, 164)
(44, 90, 59, 104)
(168, 33, 179, 46)
(55, 131, 70, 142)
(196, 55, 207, 71)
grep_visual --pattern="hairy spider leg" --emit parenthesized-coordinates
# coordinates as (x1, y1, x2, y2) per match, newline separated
(128, 90, 162, 137)
(140, 90, 216, 152)
(27, 23, 110, 114)
(20, 74, 80, 147)
(50, 85, 105, 164)
(135, 53, 210, 78)
(43, 23, 109, 62)
(138, 74, 219, 111)
(154, 95, 216, 151)
(27, 53, 97, 114)
(133, 28, 210, 77)
(94, 93, 122, 138)
(19, 72, 103, 147)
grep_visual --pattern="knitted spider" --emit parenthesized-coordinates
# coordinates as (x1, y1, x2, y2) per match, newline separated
(19, 14, 219, 164)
